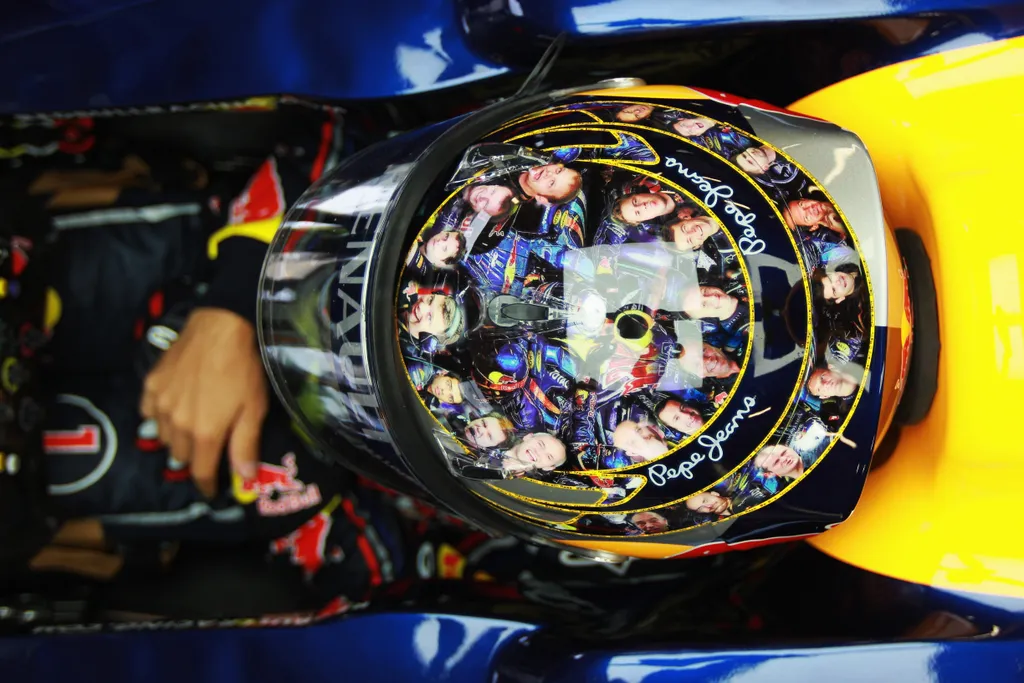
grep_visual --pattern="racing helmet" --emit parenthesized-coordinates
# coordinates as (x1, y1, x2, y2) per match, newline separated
(258, 82, 908, 560)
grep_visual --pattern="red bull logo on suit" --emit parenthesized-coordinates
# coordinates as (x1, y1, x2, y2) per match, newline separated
(270, 498, 344, 578)
(233, 452, 323, 517)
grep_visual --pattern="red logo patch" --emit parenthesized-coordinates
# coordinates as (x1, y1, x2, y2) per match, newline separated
(228, 158, 285, 225)
(235, 453, 323, 517)
(270, 508, 334, 578)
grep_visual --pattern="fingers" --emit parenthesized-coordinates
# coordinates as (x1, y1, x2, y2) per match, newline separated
(154, 411, 226, 500)
(137, 310, 267, 501)
(228, 396, 266, 482)
(139, 390, 155, 424)
(190, 434, 221, 500)
(170, 427, 196, 475)
(139, 366, 162, 422)
(144, 367, 205, 496)
(191, 415, 231, 499)
(156, 414, 178, 459)
(156, 410, 195, 479)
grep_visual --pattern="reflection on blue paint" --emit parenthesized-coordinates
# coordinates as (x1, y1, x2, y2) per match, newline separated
(0, 613, 536, 683)
(8, 611, 1024, 683)
(552, 642, 1024, 683)
(2, 0, 1024, 110)
(504, 0, 1024, 35)
(935, 585, 1024, 620)
(0, 0, 510, 113)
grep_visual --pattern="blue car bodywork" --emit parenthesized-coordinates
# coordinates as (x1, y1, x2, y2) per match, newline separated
(2, 0, 1024, 110)
(3, 2, 1024, 681)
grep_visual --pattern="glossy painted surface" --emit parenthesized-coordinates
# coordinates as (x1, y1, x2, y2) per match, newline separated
(9, 614, 1024, 683)
(791, 36, 1024, 600)
(0, 613, 535, 683)
(498, 641, 1024, 682)
(0, 0, 510, 113)
(459, 0, 1024, 87)
(3, 1, 1024, 112)
(462, 0, 1024, 37)
(4, 537, 1024, 681)
(4, 9, 1024, 683)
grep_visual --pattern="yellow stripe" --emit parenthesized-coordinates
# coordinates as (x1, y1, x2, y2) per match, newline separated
(207, 215, 282, 259)
(320, 494, 342, 518)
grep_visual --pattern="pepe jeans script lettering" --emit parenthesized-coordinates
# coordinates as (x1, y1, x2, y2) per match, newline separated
(647, 395, 759, 486)
(664, 157, 765, 255)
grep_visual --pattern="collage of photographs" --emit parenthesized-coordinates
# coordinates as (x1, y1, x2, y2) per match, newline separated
(396, 97, 872, 535)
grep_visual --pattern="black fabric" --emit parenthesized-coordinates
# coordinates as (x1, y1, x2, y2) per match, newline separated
(0, 183, 60, 579)
(201, 237, 269, 328)
(45, 206, 209, 376)
(96, 542, 321, 619)
(40, 221, 403, 605)
(1, 103, 403, 613)
(44, 299, 350, 537)
(199, 105, 345, 329)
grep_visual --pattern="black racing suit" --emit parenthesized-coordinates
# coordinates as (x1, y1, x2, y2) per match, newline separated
(28, 108, 727, 627)
(36, 107, 406, 603)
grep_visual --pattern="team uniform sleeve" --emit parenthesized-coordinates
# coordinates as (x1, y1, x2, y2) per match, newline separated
(200, 109, 345, 327)
(201, 235, 271, 327)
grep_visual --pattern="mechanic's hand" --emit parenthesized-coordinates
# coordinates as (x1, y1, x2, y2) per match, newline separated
(140, 307, 266, 498)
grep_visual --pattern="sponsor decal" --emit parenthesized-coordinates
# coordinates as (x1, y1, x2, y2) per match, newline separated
(229, 158, 285, 225)
(233, 452, 323, 517)
(269, 497, 343, 578)
(44, 394, 118, 496)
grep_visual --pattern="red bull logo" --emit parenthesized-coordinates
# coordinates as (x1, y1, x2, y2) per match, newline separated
(270, 496, 342, 578)
(233, 453, 323, 517)
(229, 157, 285, 225)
